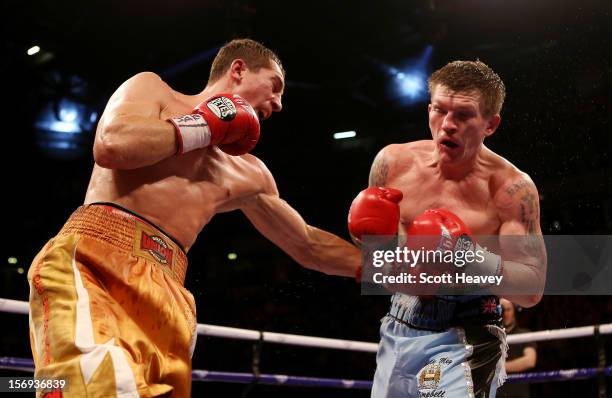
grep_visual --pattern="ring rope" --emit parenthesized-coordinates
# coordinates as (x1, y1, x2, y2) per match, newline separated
(2, 298, 610, 351)
(1, 357, 610, 388)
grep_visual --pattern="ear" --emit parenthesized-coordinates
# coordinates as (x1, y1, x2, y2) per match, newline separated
(484, 114, 501, 137)
(229, 59, 248, 83)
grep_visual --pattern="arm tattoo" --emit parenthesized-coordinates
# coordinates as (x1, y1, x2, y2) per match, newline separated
(519, 187, 545, 258)
(368, 152, 388, 187)
(520, 190, 538, 233)
(506, 180, 530, 197)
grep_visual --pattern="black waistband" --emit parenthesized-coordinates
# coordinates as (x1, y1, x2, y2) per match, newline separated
(389, 294, 502, 331)
(88, 201, 186, 254)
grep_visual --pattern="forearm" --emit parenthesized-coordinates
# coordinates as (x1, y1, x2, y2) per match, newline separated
(243, 193, 361, 277)
(94, 116, 178, 169)
(505, 355, 536, 373)
(302, 226, 362, 277)
(493, 260, 546, 307)
(494, 177, 546, 308)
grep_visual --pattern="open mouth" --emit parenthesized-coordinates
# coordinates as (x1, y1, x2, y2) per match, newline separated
(441, 139, 458, 149)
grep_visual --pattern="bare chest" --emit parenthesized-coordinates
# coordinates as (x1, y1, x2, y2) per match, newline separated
(138, 148, 266, 214)
(387, 169, 500, 235)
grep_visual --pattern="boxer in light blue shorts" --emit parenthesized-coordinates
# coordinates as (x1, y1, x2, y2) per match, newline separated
(372, 294, 507, 398)
(347, 60, 545, 397)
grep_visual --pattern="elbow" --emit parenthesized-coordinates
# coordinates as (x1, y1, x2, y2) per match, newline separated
(93, 124, 124, 169)
(520, 293, 542, 308)
(518, 264, 545, 308)
(93, 141, 116, 169)
(527, 357, 537, 369)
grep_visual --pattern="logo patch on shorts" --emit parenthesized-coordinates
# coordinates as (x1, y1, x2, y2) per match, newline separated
(419, 361, 444, 398)
(419, 363, 442, 390)
(134, 223, 175, 266)
(207, 97, 237, 121)
(140, 232, 173, 265)
(417, 359, 452, 397)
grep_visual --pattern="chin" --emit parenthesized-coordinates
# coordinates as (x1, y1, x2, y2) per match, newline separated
(439, 152, 457, 163)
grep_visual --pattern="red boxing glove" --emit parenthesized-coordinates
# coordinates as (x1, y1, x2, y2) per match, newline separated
(407, 208, 502, 296)
(348, 187, 403, 245)
(406, 208, 473, 252)
(168, 94, 260, 156)
(406, 209, 474, 298)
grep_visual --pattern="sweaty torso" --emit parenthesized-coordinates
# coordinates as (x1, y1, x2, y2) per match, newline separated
(384, 141, 516, 236)
(84, 91, 269, 250)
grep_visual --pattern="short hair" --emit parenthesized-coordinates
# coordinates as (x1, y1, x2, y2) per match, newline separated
(209, 38, 284, 83)
(428, 60, 506, 117)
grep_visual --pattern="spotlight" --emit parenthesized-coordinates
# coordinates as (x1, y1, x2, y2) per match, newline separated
(397, 73, 426, 99)
(388, 45, 434, 105)
(35, 98, 97, 159)
(333, 131, 357, 140)
(27, 46, 40, 56)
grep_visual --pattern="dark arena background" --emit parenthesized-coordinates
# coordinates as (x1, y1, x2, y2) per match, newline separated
(1, 0, 611, 397)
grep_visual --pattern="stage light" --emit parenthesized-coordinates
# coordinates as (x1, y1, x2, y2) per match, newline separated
(27, 46, 40, 56)
(397, 72, 426, 99)
(333, 131, 357, 140)
(35, 98, 97, 159)
(389, 45, 434, 105)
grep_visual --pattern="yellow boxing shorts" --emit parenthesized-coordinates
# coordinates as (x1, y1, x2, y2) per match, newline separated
(27, 203, 197, 398)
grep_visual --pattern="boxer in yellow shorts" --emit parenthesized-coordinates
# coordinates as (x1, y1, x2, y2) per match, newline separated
(28, 39, 361, 397)
(29, 204, 195, 397)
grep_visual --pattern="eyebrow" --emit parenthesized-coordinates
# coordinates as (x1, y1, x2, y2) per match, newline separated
(455, 106, 477, 113)
(432, 101, 476, 112)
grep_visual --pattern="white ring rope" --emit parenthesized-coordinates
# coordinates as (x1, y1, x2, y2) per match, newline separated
(2, 297, 611, 352)
(198, 324, 378, 352)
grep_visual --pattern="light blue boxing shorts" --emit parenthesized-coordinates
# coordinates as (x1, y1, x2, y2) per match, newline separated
(372, 294, 507, 398)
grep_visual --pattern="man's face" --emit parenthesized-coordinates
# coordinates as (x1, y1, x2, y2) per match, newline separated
(500, 298, 515, 327)
(428, 85, 499, 164)
(234, 61, 284, 121)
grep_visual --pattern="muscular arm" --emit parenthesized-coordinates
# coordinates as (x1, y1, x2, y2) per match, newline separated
(93, 72, 178, 169)
(241, 160, 361, 277)
(368, 147, 390, 187)
(492, 175, 547, 307)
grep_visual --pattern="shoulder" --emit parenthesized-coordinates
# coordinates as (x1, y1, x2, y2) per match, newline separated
(377, 140, 433, 159)
(369, 140, 432, 186)
(111, 72, 174, 102)
(238, 154, 279, 195)
(123, 71, 167, 88)
(486, 151, 539, 215)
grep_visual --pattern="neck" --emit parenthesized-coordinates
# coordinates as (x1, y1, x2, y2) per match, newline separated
(433, 148, 482, 180)
(198, 78, 234, 102)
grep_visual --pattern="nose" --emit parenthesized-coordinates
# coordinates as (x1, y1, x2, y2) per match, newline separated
(271, 95, 282, 113)
(441, 113, 457, 134)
